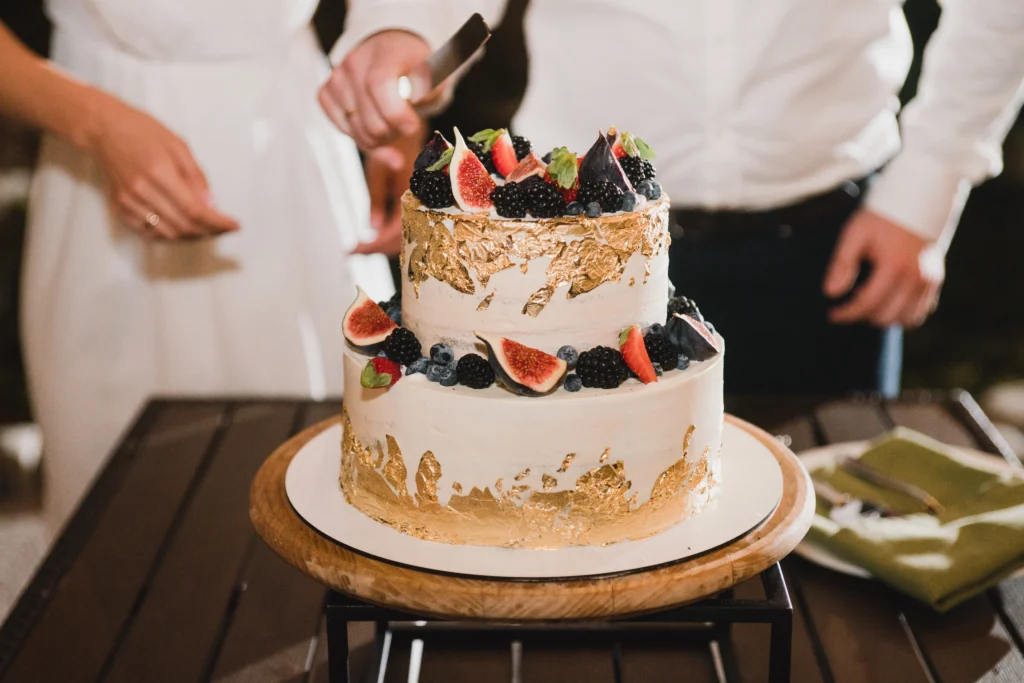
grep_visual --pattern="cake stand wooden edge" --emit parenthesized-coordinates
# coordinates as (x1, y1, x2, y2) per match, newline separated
(250, 413, 815, 621)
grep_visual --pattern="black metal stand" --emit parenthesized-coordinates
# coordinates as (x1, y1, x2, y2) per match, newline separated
(325, 562, 793, 683)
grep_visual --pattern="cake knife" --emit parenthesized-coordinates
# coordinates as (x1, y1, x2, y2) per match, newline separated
(838, 458, 945, 516)
(398, 13, 492, 102)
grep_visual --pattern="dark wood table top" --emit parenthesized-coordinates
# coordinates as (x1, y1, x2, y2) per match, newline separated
(1, 393, 1022, 683)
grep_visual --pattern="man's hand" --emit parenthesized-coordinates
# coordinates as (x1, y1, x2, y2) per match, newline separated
(352, 127, 424, 256)
(319, 30, 432, 167)
(823, 209, 945, 328)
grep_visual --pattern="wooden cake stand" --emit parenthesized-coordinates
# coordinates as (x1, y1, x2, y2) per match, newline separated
(250, 413, 814, 622)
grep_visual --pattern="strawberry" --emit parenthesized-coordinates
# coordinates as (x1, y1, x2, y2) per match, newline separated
(546, 147, 581, 202)
(467, 128, 519, 178)
(360, 357, 402, 388)
(619, 324, 657, 384)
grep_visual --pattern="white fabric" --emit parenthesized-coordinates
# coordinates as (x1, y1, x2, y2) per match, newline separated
(26, 0, 393, 532)
(337, 0, 1024, 243)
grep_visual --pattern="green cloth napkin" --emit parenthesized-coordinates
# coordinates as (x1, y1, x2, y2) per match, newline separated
(805, 427, 1024, 611)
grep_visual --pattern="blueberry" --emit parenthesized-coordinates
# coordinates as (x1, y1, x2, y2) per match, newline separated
(425, 362, 444, 382)
(564, 374, 583, 392)
(646, 180, 662, 200)
(653, 362, 663, 377)
(385, 305, 402, 325)
(565, 201, 584, 216)
(585, 201, 602, 218)
(430, 343, 454, 365)
(637, 179, 655, 199)
(438, 365, 459, 387)
(556, 345, 579, 370)
(376, 350, 388, 358)
(406, 357, 430, 376)
(677, 354, 691, 371)
(620, 191, 640, 212)
(647, 322, 666, 337)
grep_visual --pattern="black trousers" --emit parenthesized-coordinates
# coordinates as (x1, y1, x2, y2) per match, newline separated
(668, 185, 902, 397)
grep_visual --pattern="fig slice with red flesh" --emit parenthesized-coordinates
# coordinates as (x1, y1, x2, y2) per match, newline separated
(343, 286, 397, 354)
(450, 127, 497, 211)
(579, 130, 633, 192)
(505, 152, 548, 183)
(475, 333, 567, 396)
(671, 313, 720, 361)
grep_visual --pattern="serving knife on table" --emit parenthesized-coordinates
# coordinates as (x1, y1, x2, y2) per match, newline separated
(838, 458, 945, 516)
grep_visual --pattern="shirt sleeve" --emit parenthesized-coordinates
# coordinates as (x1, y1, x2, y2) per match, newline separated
(865, 0, 1024, 245)
(328, 0, 508, 65)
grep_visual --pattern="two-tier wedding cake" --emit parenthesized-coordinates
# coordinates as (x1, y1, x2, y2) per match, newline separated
(339, 126, 723, 549)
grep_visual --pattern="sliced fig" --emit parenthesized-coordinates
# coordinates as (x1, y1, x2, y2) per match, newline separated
(619, 324, 657, 384)
(343, 286, 397, 354)
(506, 152, 548, 183)
(578, 130, 633, 192)
(608, 127, 628, 158)
(467, 128, 519, 178)
(414, 131, 453, 171)
(450, 128, 497, 212)
(669, 313, 720, 361)
(475, 333, 567, 396)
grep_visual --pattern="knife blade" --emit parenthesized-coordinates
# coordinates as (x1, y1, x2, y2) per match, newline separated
(838, 458, 945, 515)
(399, 13, 491, 101)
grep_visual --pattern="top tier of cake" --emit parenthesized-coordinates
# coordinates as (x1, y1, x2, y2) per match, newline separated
(400, 191, 671, 355)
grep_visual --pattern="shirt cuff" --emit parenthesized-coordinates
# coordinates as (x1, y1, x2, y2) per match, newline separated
(328, 2, 454, 65)
(864, 149, 972, 246)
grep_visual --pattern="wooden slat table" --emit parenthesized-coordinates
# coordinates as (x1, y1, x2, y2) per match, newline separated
(1, 393, 1022, 683)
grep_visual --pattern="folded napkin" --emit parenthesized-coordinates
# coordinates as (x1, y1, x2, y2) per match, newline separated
(805, 427, 1024, 611)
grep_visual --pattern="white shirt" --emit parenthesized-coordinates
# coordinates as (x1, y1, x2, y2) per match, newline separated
(335, 0, 1024, 244)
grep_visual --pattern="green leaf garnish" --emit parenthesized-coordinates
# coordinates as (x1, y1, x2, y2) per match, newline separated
(360, 363, 392, 388)
(620, 132, 656, 159)
(546, 147, 579, 190)
(467, 128, 504, 153)
(619, 327, 632, 347)
(426, 147, 454, 172)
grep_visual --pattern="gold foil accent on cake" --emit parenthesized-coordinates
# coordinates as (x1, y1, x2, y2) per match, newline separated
(477, 292, 495, 311)
(628, 277, 635, 287)
(339, 409, 717, 548)
(402, 192, 669, 313)
(557, 454, 575, 473)
(600, 447, 611, 463)
(514, 468, 531, 481)
(541, 474, 558, 492)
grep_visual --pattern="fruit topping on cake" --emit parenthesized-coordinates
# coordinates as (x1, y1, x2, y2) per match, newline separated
(636, 179, 662, 200)
(410, 164, 455, 209)
(576, 346, 630, 389)
(344, 287, 398, 353)
(521, 179, 567, 218)
(467, 128, 519, 178)
(381, 327, 422, 366)
(556, 345, 579, 370)
(616, 131, 658, 187)
(505, 153, 548, 183)
(512, 134, 533, 161)
(563, 374, 583, 392)
(456, 353, 496, 389)
(619, 324, 658, 384)
(644, 331, 679, 371)
(578, 130, 633, 193)
(577, 180, 624, 213)
(360, 357, 402, 388)
(377, 291, 402, 325)
(545, 147, 580, 203)
(476, 333, 568, 396)
(413, 131, 453, 171)
(450, 128, 498, 211)
(669, 314, 720, 361)
(405, 357, 430, 376)
(490, 182, 527, 218)
(667, 296, 704, 323)
(430, 343, 455, 365)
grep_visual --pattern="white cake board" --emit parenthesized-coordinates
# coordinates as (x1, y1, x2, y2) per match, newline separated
(285, 422, 784, 579)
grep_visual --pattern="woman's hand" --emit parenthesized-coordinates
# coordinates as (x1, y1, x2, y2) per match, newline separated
(86, 94, 240, 240)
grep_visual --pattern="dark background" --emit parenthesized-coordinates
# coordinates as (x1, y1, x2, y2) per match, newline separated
(0, 0, 1021, 425)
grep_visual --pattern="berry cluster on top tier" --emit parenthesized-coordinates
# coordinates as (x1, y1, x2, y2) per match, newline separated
(408, 127, 661, 218)
(345, 287, 719, 395)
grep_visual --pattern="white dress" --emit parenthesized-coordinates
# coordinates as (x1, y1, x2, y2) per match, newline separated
(24, 0, 394, 532)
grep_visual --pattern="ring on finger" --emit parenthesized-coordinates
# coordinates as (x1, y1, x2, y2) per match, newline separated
(145, 211, 161, 227)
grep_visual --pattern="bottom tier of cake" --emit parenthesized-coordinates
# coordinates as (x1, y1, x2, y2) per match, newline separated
(340, 345, 725, 548)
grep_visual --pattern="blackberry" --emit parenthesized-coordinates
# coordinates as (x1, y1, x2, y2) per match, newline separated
(381, 327, 422, 366)
(576, 346, 630, 389)
(522, 181, 566, 218)
(456, 353, 495, 389)
(467, 140, 497, 175)
(512, 135, 532, 160)
(644, 332, 679, 371)
(577, 180, 624, 213)
(490, 182, 526, 218)
(410, 169, 454, 209)
(667, 296, 704, 323)
(619, 156, 656, 187)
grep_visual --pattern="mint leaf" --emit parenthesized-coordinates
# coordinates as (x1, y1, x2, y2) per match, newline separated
(360, 363, 392, 388)
(619, 132, 656, 159)
(467, 128, 503, 153)
(426, 147, 454, 172)
(546, 147, 578, 190)
(632, 135, 656, 160)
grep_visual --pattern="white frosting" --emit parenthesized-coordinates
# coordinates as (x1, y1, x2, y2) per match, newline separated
(342, 344, 724, 510)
